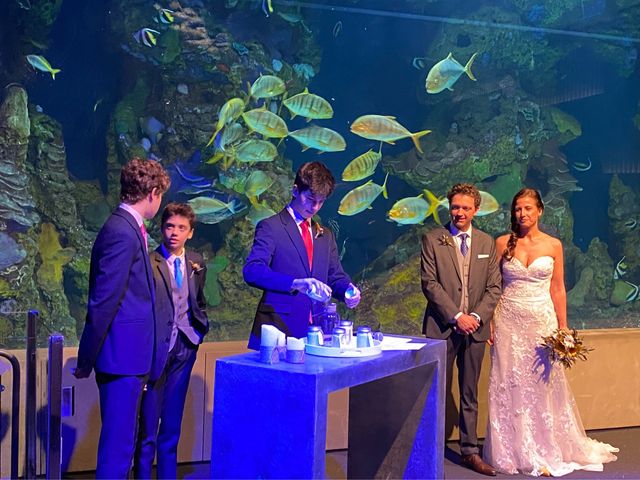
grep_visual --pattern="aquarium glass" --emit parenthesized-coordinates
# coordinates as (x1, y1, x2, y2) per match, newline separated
(0, 0, 639, 347)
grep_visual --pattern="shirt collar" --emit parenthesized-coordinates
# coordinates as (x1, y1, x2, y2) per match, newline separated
(449, 223, 473, 238)
(159, 243, 186, 263)
(286, 205, 309, 226)
(119, 203, 144, 227)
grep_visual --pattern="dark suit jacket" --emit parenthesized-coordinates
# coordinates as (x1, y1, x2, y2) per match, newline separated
(421, 223, 502, 342)
(243, 209, 352, 349)
(149, 247, 209, 381)
(77, 208, 156, 376)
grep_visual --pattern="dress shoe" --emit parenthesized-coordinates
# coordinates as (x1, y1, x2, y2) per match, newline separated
(460, 454, 497, 476)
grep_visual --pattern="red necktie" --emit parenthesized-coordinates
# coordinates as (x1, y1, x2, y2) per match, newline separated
(300, 219, 313, 268)
(140, 223, 148, 251)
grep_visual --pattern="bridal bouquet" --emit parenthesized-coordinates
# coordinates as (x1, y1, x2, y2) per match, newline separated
(540, 328, 593, 369)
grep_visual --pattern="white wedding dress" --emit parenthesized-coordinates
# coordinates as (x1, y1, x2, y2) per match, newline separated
(484, 256, 618, 477)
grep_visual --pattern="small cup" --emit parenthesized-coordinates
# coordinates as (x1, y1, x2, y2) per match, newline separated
(356, 326, 374, 348)
(259, 346, 279, 364)
(331, 327, 347, 348)
(307, 325, 324, 346)
(285, 349, 305, 364)
(339, 320, 353, 345)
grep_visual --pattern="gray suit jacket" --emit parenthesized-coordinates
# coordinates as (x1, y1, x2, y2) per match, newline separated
(421, 223, 501, 342)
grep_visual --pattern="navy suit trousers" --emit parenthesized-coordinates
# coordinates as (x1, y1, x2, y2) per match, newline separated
(95, 372, 146, 479)
(135, 333, 198, 479)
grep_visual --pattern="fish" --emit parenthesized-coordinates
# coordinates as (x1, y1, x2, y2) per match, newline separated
(206, 97, 245, 147)
(233, 139, 278, 163)
(332, 20, 343, 38)
(338, 173, 389, 216)
(288, 125, 346, 152)
(26, 55, 61, 79)
(342, 146, 382, 182)
(339, 237, 348, 261)
(350, 115, 431, 154)
(133, 28, 160, 48)
(244, 170, 274, 206)
(207, 123, 246, 166)
(188, 196, 237, 215)
(623, 281, 639, 302)
(242, 108, 288, 138)
(412, 57, 427, 70)
(247, 202, 277, 225)
(197, 199, 247, 224)
(262, 0, 274, 17)
(614, 256, 627, 280)
(157, 8, 174, 24)
(387, 191, 440, 225)
(624, 219, 637, 230)
(571, 157, 592, 172)
(249, 75, 286, 100)
(425, 52, 478, 94)
(93, 98, 103, 112)
(282, 88, 334, 122)
(436, 190, 499, 217)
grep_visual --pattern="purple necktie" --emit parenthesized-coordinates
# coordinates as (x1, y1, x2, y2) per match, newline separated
(459, 233, 469, 257)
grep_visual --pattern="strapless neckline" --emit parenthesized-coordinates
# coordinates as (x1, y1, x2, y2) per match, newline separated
(511, 255, 553, 269)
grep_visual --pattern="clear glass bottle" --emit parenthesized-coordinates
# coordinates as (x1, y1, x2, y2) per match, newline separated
(317, 302, 340, 337)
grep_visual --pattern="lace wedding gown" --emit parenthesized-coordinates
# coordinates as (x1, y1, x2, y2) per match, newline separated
(484, 256, 618, 477)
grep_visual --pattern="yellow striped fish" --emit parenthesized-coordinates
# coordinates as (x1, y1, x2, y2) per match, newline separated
(206, 98, 245, 147)
(338, 173, 389, 216)
(387, 190, 441, 225)
(242, 108, 289, 138)
(188, 196, 235, 215)
(244, 170, 273, 206)
(234, 139, 278, 163)
(250, 75, 286, 99)
(350, 115, 431, 153)
(289, 125, 346, 152)
(283, 88, 333, 121)
(342, 146, 382, 182)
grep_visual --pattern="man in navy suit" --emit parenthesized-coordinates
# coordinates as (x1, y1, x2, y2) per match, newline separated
(74, 158, 170, 479)
(243, 161, 361, 349)
(134, 202, 209, 479)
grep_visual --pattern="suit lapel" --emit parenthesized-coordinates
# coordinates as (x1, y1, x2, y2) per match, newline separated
(444, 224, 462, 282)
(310, 222, 325, 277)
(279, 209, 312, 276)
(185, 252, 198, 310)
(152, 249, 174, 310)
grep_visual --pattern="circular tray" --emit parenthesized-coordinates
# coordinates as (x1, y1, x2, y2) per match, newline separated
(305, 339, 382, 358)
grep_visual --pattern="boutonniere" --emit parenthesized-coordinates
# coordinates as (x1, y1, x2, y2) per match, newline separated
(438, 233, 455, 247)
(313, 220, 324, 239)
(189, 260, 205, 277)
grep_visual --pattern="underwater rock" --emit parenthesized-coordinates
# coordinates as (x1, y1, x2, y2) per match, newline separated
(0, 232, 27, 271)
(0, 85, 40, 230)
(36, 223, 75, 292)
(608, 175, 640, 280)
(293, 63, 315, 81)
(567, 266, 593, 308)
(550, 107, 582, 143)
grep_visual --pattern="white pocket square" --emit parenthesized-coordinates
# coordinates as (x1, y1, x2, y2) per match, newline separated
(477, 254, 490, 259)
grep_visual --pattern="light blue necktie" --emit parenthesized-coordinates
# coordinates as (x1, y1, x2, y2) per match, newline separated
(459, 233, 469, 257)
(174, 257, 183, 288)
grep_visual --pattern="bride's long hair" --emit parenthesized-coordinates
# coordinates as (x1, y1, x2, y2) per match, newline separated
(503, 188, 545, 260)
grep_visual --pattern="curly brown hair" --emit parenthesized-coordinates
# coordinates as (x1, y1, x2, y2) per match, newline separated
(503, 188, 544, 260)
(447, 183, 481, 208)
(120, 158, 171, 204)
(294, 162, 336, 198)
(161, 202, 196, 229)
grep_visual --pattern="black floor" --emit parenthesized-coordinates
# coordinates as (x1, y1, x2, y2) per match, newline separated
(64, 427, 640, 479)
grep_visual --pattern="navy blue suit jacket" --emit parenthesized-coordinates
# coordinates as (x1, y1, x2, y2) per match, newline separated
(243, 209, 352, 349)
(77, 208, 156, 376)
(149, 247, 209, 381)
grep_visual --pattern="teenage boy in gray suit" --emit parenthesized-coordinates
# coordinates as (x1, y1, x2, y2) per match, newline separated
(134, 202, 209, 479)
(421, 183, 501, 477)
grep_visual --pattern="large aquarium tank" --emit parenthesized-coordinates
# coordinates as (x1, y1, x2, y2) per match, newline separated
(0, 0, 638, 347)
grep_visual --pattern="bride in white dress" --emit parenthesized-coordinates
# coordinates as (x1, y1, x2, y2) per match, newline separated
(484, 188, 618, 477)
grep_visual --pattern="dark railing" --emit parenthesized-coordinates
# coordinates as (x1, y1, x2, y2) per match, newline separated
(25, 310, 38, 480)
(47, 334, 64, 480)
(0, 349, 20, 480)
